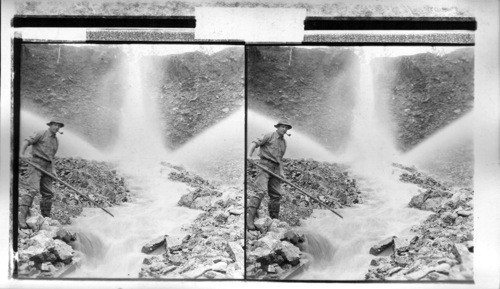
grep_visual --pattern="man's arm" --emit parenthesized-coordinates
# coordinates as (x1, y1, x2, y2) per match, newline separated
(20, 140, 30, 158)
(247, 142, 257, 159)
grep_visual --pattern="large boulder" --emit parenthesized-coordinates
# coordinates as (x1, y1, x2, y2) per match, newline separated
(53, 240, 74, 263)
(276, 241, 301, 266)
(141, 235, 166, 254)
(369, 236, 395, 255)
(226, 241, 244, 265)
(254, 217, 273, 234)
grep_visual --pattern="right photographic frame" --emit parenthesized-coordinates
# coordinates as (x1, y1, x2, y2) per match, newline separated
(245, 45, 474, 281)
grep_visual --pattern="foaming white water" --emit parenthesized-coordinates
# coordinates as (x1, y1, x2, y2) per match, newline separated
(171, 107, 244, 186)
(66, 47, 200, 278)
(67, 163, 200, 278)
(20, 110, 104, 160)
(247, 110, 336, 161)
(296, 48, 429, 280)
(296, 172, 431, 280)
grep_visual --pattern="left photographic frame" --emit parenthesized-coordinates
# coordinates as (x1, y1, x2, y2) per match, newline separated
(13, 42, 245, 279)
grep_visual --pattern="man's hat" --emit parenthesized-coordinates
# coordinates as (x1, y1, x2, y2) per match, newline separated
(47, 118, 65, 128)
(274, 119, 292, 129)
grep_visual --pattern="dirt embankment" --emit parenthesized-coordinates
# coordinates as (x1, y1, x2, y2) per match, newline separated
(247, 46, 358, 152)
(21, 44, 126, 150)
(373, 48, 474, 151)
(246, 159, 362, 279)
(17, 157, 130, 278)
(141, 47, 245, 150)
(366, 164, 473, 281)
(139, 164, 244, 279)
(21, 45, 244, 151)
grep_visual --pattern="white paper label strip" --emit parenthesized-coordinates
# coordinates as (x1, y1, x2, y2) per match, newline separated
(19, 28, 87, 41)
(195, 7, 306, 43)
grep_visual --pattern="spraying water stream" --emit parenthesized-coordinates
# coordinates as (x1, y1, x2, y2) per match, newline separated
(64, 49, 202, 278)
(295, 49, 432, 280)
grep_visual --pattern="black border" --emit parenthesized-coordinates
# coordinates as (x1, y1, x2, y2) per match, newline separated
(12, 15, 196, 28)
(12, 37, 22, 278)
(304, 16, 477, 31)
(11, 16, 475, 283)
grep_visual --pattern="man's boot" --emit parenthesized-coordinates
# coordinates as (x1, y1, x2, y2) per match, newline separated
(18, 195, 33, 229)
(268, 200, 280, 219)
(40, 199, 52, 218)
(246, 196, 261, 231)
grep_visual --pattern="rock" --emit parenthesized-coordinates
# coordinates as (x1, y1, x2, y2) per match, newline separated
(441, 212, 458, 224)
(256, 252, 283, 267)
(370, 259, 380, 266)
(26, 215, 44, 231)
(393, 236, 415, 254)
(192, 196, 213, 210)
(456, 210, 472, 217)
(18, 228, 33, 239)
(254, 236, 281, 251)
(449, 264, 473, 280)
(141, 235, 166, 254)
(409, 194, 426, 208)
(405, 266, 433, 280)
(369, 236, 394, 255)
(40, 262, 51, 272)
(394, 256, 410, 266)
(267, 264, 277, 273)
(21, 246, 45, 260)
(419, 246, 431, 255)
(211, 261, 227, 272)
(276, 241, 301, 266)
(422, 198, 444, 212)
(387, 267, 403, 276)
(248, 247, 273, 263)
(427, 271, 448, 281)
(31, 232, 56, 249)
(281, 230, 304, 246)
(53, 240, 73, 263)
(226, 241, 244, 265)
(229, 208, 244, 215)
(29, 251, 57, 264)
(165, 235, 183, 252)
(204, 270, 226, 279)
(432, 263, 451, 274)
(254, 217, 273, 234)
(55, 228, 75, 243)
(168, 254, 184, 266)
(182, 266, 209, 279)
(161, 265, 177, 275)
(225, 262, 244, 279)
(452, 243, 473, 264)
(465, 241, 474, 252)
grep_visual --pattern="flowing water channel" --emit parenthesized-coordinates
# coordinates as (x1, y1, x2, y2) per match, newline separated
(294, 49, 433, 280)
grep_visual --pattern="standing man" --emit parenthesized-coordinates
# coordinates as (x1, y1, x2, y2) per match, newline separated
(19, 118, 64, 229)
(247, 119, 292, 230)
